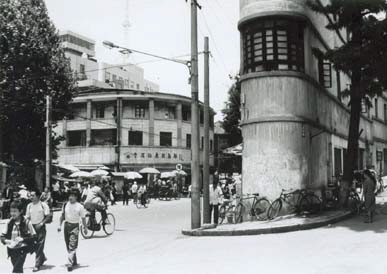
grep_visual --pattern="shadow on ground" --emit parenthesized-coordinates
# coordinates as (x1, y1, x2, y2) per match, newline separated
(328, 197, 387, 233)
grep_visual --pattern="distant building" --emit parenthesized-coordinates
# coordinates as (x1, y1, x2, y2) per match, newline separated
(54, 31, 215, 176)
(239, 0, 387, 199)
(59, 30, 159, 92)
(54, 89, 215, 174)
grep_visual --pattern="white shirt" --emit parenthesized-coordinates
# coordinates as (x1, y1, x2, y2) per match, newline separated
(53, 182, 60, 192)
(138, 186, 146, 194)
(18, 189, 29, 199)
(131, 184, 138, 193)
(26, 202, 50, 225)
(209, 185, 222, 205)
(64, 202, 86, 224)
(85, 186, 102, 204)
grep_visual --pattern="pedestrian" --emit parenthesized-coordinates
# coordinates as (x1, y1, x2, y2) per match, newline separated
(52, 181, 60, 207)
(131, 181, 138, 204)
(209, 180, 223, 225)
(26, 190, 50, 272)
(58, 188, 88, 272)
(111, 183, 117, 205)
(1, 200, 37, 273)
(40, 187, 52, 208)
(18, 185, 30, 214)
(363, 169, 376, 223)
(2, 182, 14, 219)
(122, 182, 129, 206)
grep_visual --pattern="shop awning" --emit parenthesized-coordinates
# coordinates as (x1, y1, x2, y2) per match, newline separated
(222, 143, 243, 156)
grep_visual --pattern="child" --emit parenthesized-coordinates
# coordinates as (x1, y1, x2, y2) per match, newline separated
(58, 188, 88, 272)
(1, 200, 36, 273)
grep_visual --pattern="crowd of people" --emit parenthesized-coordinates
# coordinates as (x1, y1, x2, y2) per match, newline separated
(0, 186, 89, 273)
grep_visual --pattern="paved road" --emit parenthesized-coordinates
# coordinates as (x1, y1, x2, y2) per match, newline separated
(1, 198, 387, 274)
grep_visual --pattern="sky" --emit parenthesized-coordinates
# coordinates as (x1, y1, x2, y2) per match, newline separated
(43, 0, 240, 121)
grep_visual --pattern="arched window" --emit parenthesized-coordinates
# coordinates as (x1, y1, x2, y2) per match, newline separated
(241, 18, 305, 74)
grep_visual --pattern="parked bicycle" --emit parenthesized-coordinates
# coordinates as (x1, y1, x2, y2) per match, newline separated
(267, 189, 322, 220)
(81, 207, 116, 239)
(219, 199, 236, 224)
(235, 193, 271, 223)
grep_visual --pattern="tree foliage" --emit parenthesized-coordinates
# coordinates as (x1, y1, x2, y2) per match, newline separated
(0, 0, 76, 164)
(307, 0, 387, 186)
(221, 79, 242, 146)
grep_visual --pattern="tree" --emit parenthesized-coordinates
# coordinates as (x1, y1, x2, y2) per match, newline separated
(0, 0, 75, 166)
(222, 77, 242, 146)
(307, 0, 387, 196)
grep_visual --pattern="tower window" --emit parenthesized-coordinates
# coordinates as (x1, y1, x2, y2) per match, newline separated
(241, 18, 305, 74)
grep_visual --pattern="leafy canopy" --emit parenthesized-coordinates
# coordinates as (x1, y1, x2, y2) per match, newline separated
(0, 0, 76, 163)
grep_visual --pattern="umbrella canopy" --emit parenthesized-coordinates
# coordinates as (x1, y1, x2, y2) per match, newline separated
(139, 167, 160, 174)
(124, 171, 143, 180)
(222, 143, 243, 156)
(160, 172, 175, 179)
(69, 171, 93, 178)
(173, 170, 187, 176)
(56, 164, 80, 173)
(90, 169, 109, 176)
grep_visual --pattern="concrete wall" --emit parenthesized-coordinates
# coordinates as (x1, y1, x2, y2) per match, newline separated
(55, 94, 215, 169)
(239, 0, 387, 201)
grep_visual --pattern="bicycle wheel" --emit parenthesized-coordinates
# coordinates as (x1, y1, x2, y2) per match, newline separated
(298, 195, 311, 214)
(219, 205, 227, 224)
(135, 197, 142, 209)
(307, 194, 322, 214)
(81, 215, 95, 239)
(267, 199, 282, 220)
(235, 203, 245, 223)
(348, 192, 361, 214)
(253, 198, 271, 221)
(103, 213, 116, 236)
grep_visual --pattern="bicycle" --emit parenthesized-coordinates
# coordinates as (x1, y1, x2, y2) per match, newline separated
(135, 193, 150, 209)
(81, 207, 116, 239)
(267, 189, 322, 220)
(158, 187, 173, 201)
(234, 193, 271, 223)
(218, 199, 236, 224)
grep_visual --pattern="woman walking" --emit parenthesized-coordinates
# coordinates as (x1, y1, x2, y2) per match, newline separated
(363, 169, 376, 223)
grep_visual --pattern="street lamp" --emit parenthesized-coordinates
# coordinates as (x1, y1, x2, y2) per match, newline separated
(102, 40, 191, 71)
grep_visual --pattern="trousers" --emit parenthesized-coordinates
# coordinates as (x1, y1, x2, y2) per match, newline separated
(209, 204, 219, 225)
(8, 248, 27, 273)
(32, 224, 46, 267)
(64, 222, 79, 266)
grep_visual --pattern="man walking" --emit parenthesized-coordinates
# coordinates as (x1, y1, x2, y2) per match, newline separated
(122, 183, 129, 206)
(58, 188, 87, 272)
(209, 181, 223, 225)
(26, 190, 50, 272)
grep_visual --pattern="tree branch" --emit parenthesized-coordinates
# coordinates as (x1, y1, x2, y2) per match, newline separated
(316, 0, 347, 45)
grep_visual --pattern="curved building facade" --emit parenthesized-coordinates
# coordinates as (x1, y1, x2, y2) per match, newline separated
(54, 88, 215, 174)
(239, 0, 387, 199)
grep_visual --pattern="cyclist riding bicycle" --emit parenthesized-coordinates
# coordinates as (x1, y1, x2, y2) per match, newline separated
(84, 181, 108, 224)
(138, 184, 147, 206)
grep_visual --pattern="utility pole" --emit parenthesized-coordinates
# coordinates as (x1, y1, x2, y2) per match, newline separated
(115, 97, 122, 172)
(203, 36, 210, 224)
(45, 95, 52, 190)
(190, 0, 201, 229)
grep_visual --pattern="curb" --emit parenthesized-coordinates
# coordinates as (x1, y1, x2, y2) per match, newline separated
(182, 211, 352, 237)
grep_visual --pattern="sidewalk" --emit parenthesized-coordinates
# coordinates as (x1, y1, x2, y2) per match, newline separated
(182, 210, 352, 236)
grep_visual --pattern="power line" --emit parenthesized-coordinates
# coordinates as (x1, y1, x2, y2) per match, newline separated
(197, 9, 230, 75)
(0, 53, 192, 85)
